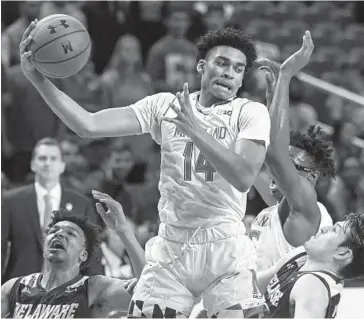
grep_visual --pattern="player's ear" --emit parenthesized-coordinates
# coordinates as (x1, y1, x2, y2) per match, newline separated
(197, 59, 206, 74)
(334, 246, 353, 264)
(79, 250, 88, 263)
(308, 171, 320, 184)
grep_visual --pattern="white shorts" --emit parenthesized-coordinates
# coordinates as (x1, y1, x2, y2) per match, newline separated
(128, 222, 258, 318)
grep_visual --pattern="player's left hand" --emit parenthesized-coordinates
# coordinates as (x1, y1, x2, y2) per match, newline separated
(92, 190, 129, 233)
(162, 83, 201, 136)
(255, 59, 280, 109)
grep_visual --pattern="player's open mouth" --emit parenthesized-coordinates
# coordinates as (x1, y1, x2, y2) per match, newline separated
(49, 239, 66, 250)
(215, 81, 232, 91)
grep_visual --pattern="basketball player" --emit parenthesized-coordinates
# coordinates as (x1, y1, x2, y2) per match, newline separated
(250, 32, 335, 272)
(258, 213, 364, 318)
(21, 21, 270, 317)
(1, 191, 145, 318)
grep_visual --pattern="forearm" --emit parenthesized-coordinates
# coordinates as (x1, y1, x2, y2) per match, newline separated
(116, 229, 145, 278)
(267, 73, 292, 154)
(30, 77, 94, 137)
(190, 127, 256, 192)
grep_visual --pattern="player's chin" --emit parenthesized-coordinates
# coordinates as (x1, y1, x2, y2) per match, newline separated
(212, 90, 235, 100)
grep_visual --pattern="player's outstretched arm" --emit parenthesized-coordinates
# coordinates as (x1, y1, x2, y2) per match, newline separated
(265, 33, 318, 218)
(1, 277, 19, 318)
(20, 20, 143, 139)
(291, 274, 329, 318)
(92, 191, 145, 278)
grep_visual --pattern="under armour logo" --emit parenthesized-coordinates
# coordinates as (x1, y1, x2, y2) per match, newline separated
(47, 20, 70, 34)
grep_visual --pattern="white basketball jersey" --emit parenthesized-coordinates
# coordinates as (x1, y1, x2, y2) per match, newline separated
(251, 202, 333, 271)
(131, 92, 271, 228)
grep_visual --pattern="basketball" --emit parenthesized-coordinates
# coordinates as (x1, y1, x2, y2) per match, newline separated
(29, 14, 91, 78)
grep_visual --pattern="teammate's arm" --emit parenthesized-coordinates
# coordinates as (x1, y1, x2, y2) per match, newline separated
(290, 274, 329, 318)
(1, 277, 19, 317)
(265, 33, 318, 224)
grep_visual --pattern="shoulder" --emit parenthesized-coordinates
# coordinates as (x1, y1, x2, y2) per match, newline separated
(235, 98, 269, 118)
(140, 92, 176, 110)
(291, 273, 329, 304)
(3, 184, 33, 200)
(148, 37, 168, 54)
(1, 277, 19, 294)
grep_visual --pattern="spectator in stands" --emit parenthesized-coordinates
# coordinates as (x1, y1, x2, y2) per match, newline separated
(1, 138, 103, 283)
(40, 1, 87, 28)
(82, 1, 129, 74)
(3, 64, 65, 183)
(81, 143, 136, 222)
(1, 1, 41, 67)
(203, 4, 227, 31)
(128, 1, 166, 65)
(146, 2, 199, 92)
(59, 136, 89, 193)
(101, 34, 153, 107)
(57, 60, 105, 115)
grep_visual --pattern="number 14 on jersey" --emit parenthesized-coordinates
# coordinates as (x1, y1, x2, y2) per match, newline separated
(183, 142, 216, 182)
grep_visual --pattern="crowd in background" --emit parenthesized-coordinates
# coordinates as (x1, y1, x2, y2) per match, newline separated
(2, 1, 364, 280)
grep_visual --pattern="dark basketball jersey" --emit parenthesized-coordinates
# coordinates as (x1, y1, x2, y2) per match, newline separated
(264, 252, 344, 318)
(7, 273, 91, 318)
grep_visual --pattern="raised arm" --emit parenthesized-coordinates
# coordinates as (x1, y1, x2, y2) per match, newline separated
(92, 191, 145, 278)
(264, 33, 319, 243)
(20, 20, 143, 138)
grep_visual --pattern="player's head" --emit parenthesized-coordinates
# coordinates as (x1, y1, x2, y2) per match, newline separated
(163, 3, 191, 37)
(44, 210, 101, 274)
(304, 213, 364, 280)
(31, 138, 66, 184)
(196, 27, 257, 101)
(269, 125, 335, 199)
(289, 125, 335, 185)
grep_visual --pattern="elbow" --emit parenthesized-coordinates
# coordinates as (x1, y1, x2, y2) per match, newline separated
(76, 117, 97, 138)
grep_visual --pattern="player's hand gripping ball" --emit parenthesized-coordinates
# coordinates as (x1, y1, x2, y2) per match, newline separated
(28, 14, 91, 78)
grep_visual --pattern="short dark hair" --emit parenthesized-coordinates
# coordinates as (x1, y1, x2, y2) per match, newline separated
(32, 137, 62, 160)
(47, 210, 101, 274)
(340, 213, 364, 279)
(290, 125, 336, 178)
(196, 27, 258, 71)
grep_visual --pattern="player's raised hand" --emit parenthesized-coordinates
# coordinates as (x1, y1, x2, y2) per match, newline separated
(162, 83, 200, 136)
(92, 190, 129, 232)
(19, 19, 43, 82)
(280, 30, 314, 77)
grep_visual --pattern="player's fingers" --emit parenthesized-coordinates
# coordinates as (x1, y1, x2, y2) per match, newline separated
(183, 82, 190, 106)
(96, 203, 109, 218)
(21, 51, 32, 59)
(161, 117, 178, 125)
(169, 101, 182, 116)
(21, 19, 37, 43)
(19, 35, 33, 54)
(92, 190, 113, 200)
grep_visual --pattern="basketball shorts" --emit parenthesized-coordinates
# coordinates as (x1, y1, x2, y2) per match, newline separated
(128, 222, 258, 318)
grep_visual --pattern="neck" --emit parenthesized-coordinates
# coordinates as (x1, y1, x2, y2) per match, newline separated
(41, 263, 80, 291)
(300, 255, 342, 278)
(168, 31, 185, 39)
(198, 90, 223, 108)
(36, 177, 59, 191)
